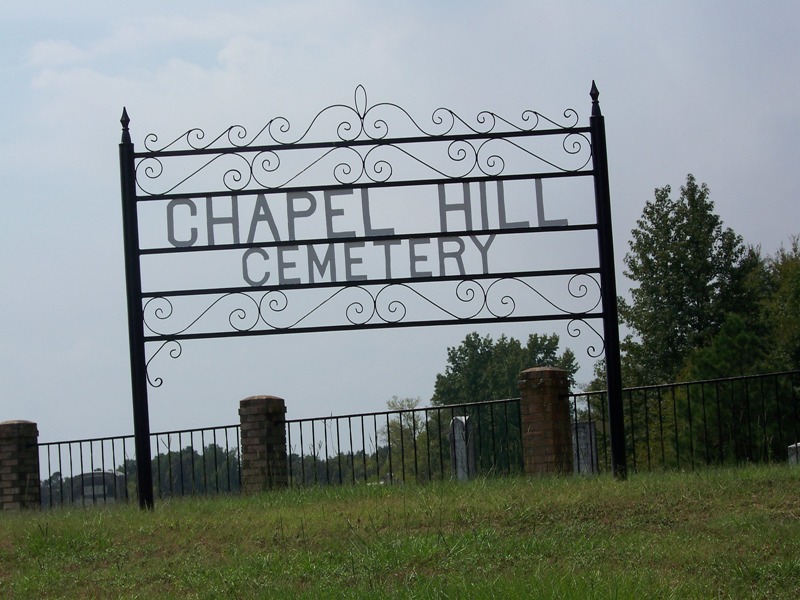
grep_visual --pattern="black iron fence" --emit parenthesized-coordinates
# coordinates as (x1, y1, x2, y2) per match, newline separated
(285, 398, 523, 486)
(39, 424, 241, 507)
(571, 370, 800, 473)
(37, 370, 800, 506)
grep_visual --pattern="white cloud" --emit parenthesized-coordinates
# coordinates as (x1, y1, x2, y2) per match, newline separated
(28, 40, 87, 67)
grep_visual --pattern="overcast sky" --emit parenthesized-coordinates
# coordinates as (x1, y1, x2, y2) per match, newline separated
(2, 1, 798, 444)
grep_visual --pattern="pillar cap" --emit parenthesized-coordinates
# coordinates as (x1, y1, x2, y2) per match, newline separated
(0, 420, 37, 425)
(519, 366, 567, 378)
(239, 395, 286, 414)
(241, 395, 284, 402)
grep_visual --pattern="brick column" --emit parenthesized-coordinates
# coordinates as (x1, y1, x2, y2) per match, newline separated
(518, 367, 573, 475)
(239, 396, 288, 493)
(0, 420, 40, 510)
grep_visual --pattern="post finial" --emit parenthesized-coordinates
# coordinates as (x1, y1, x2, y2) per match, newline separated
(120, 107, 131, 144)
(590, 81, 601, 117)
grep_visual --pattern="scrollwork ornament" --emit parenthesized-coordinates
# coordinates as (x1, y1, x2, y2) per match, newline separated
(143, 296, 175, 336)
(143, 127, 198, 152)
(474, 110, 499, 134)
(344, 287, 377, 325)
(184, 127, 207, 150)
(146, 340, 183, 388)
(226, 294, 261, 332)
(265, 116, 294, 145)
(567, 274, 602, 312)
(560, 108, 580, 129)
(374, 285, 409, 323)
(225, 124, 249, 147)
(137, 86, 586, 154)
(144, 293, 260, 337)
(257, 290, 289, 329)
(567, 319, 605, 359)
(249, 149, 281, 187)
(563, 131, 591, 159)
(484, 279, 518, 318)
(376, 282, 491, 323)
(145, 127, 207, 152)
(520, 110, 542, 131)
(454, 280, 487, 318)
(335, 104, 364, 142)
(134, 157, 163, 195)
(446, 139, 478, 177)
(429, 107, 457, 136)
(331, 146, 366, 186)
(476, 139, 506, 177)
(256, 287, 379, 330)
(221, 153, 253, 191)
(132, 87, 593, 196)
(363, 112, 390, 140)
(361, 145, 396, 183)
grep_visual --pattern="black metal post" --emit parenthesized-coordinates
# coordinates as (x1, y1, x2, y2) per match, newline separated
(119, 108, 155, 508)
(589, 82, 628, 479)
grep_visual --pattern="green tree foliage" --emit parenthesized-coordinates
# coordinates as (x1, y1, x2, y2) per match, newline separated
(620, 174, 758, 384)
(584, 174, 800, 469)
(431, 332, 578, 406)
(430, 332, 573, 475)
(762, 237, 800, 369)
(114, 444, 240, 498)
(286, 397, 453, 485)
(678, 314, 790, 463)
(673, 242, 800, 465)
(684, 314, 769, 379)
(150, 443, 240, 497)
(379, 397, 431, 483)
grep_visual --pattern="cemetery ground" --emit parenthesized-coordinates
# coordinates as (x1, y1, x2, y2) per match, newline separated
(1, 465, 798, 599)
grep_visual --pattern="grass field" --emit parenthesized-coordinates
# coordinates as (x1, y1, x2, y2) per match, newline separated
(1, 465, 799, 598)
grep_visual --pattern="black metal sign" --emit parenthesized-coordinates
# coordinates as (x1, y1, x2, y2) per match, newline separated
(119, 83, 626, 507)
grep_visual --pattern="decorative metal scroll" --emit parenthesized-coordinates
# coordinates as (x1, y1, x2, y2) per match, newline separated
(142, 274, 602, 337)
(134, 85, 592, 198)
(124, 86, 608, 383)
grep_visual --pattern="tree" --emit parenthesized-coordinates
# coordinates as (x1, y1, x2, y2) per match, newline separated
(762, 237, 800, 369)
(120, 444, 240, 497)
(684, 313, 770, 380)
(620, 174, 758, 384)
(431, 332, 578, 406)
(380, 397, 430, 483)
(677, 313, 794, 463)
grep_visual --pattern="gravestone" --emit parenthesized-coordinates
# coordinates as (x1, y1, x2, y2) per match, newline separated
(572, 421, 599, 475)
(789, 443, 799, 467)
(449, 416, 476, 481)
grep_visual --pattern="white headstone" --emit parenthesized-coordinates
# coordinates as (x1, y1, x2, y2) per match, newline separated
(572, 421, 599, 475)
(449, 416, 476, 481)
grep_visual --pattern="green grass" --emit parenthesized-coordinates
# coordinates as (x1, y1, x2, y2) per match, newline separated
(2, 465, 799, 598)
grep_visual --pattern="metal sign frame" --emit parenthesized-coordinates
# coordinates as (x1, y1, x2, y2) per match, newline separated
(119, 82, 626, 508)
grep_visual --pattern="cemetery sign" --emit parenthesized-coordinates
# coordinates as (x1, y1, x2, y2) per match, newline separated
(119, 83, 626, 507)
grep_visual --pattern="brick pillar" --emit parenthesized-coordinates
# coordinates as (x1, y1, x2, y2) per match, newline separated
(239, 396, 288, 493)
(518, 367, 573, 475)
(0, 420, 40, 510)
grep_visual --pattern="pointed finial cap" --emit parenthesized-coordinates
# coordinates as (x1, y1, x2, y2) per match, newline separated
(121, 107, 131, 143)
(590, 81, 601, 117)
